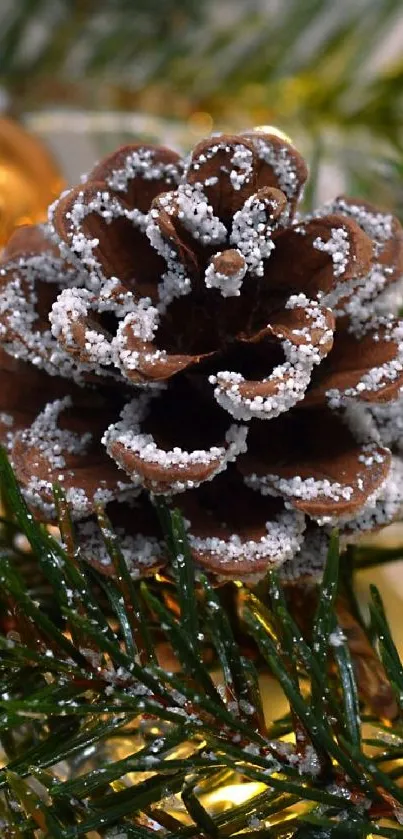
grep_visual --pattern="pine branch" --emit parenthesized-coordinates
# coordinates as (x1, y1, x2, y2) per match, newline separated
(0, 448, 403, 836)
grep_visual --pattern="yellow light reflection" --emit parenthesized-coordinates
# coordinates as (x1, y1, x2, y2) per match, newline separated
(253, 125, 293, 144)
(188, 111, 214, 136)
(203, 781, 266, 809)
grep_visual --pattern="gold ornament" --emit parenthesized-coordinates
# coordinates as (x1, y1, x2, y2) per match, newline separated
(0, 116, 64, 248)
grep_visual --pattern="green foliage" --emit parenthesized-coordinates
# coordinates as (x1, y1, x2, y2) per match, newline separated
(3, 0, 403, 235)
(0, 0, 402, 145)
(0, 0, 203, 86)
(0, 449, 403, 836)
(2, 1, 403, 216)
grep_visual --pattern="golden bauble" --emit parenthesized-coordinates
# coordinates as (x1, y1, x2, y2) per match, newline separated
(0, 116, 64, 247)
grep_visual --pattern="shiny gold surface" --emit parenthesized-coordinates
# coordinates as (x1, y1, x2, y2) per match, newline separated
(0, 116, 64, 247)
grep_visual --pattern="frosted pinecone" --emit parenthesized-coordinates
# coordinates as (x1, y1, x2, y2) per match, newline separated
(1, 130, 403, 582)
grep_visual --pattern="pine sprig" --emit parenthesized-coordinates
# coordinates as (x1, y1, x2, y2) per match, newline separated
(0, 448, 403, 836)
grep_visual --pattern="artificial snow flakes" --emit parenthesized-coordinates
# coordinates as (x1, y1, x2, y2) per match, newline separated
(50, 287, 115, 368)
(102, 394, 249, 494)
(17, 396, 91, 472)
(209, 296, 334, 421)
(342, 456, 403, 538)
(249, 132, 305, 204)
(103, 146, 183, 193)
(325, 318, 403, 407)
(279, 527, 329, 583)
(230, 187, 285, 276)
(1, 127, 403, 580)
(322, 197, 394, 250)
(78, 516, 164, 578)
(0, 227, 90, 380)
(312, 226, 350, 278)
(204, 249, 247, 297)
(186, 505, 306, 577)
(174, 183, 227, 245)
(245, 473, 354, 503)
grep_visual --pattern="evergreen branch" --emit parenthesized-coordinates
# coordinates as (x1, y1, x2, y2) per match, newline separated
(0, 449, 403, 835)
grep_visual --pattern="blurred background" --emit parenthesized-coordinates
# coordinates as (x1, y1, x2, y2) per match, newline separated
(0, 0, 402, 208)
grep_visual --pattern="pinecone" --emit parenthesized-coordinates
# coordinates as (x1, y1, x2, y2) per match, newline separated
(1, 130, 403, 582)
